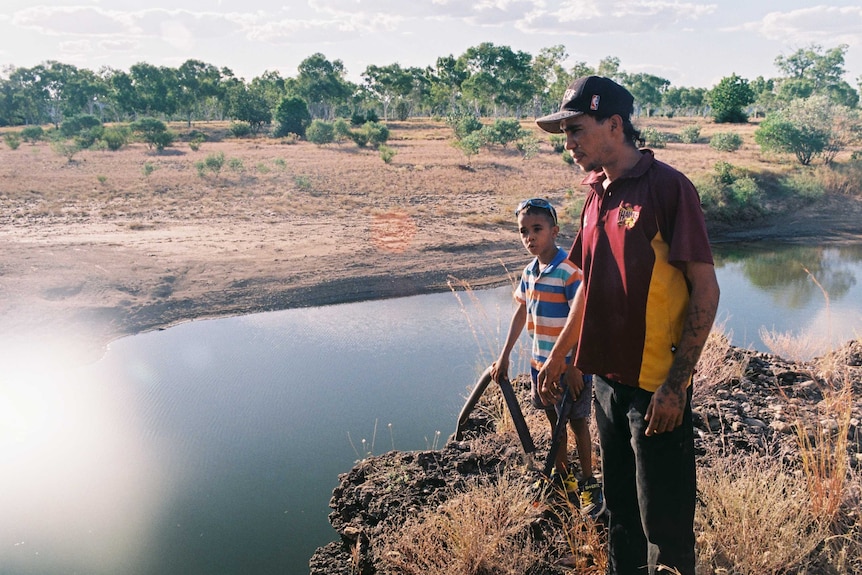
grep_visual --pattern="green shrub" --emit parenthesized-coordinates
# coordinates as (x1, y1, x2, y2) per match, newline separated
(274, 96, 311, 138)
(515, 133, 540, 160)
(754, 112, 828, 166)
(203, 151, 225, 177)
(50, 139, 81, 162)
(451, 131, 484, 166)
(562, 151, 574, 165)
(446, 113, 483, 140)
(228, 157, 244, 172)
(3, 132, 21, 150)
(549, 134, 566, 153)
(142, 162, 156, 178)
(333, 118, 352, 143)
(482, 118, 525, 148)
(75, 126, 104, 149)
(361, 121, 390, 149)
(349, 130, 369, 147)
(679, 124, 701, 144)
(350, 110, 378, 126)
(379, 145, 397, 164)
(60, 115, 102, 138)
(150, 130, 176, 152)
(640, 126, 667, 148)
(101, 127, 128, 151)
(229, 122, 252, 138)
(306, 120, 335, 146)
(130, 118, 175, 151)
(710, 132, 744, 152)
(696, 161, 764, 221)
(394, 101, 409, 121)
(20, 125, 44, 143)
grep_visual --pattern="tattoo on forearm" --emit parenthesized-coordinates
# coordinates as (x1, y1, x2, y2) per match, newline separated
(667, 302, 716, 391)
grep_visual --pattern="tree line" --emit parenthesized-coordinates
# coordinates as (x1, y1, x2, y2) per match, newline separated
(1, 43, 859, 131)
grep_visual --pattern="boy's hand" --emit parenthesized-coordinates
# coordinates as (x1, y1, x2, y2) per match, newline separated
(490, 357, 509, 383)
(564, 367, 585, 397)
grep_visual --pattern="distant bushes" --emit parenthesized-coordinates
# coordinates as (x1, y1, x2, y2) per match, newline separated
(696, 161, 764, 222)
(710, 132, 744, 152)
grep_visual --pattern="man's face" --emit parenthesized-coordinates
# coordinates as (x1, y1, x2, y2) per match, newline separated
(560, 114, 611, 173)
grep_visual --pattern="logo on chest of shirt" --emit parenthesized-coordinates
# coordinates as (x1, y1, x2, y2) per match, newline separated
(617, 203, 640, 229)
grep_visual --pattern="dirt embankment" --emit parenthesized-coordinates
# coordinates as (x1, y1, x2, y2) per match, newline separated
(2, 120, 861, 365)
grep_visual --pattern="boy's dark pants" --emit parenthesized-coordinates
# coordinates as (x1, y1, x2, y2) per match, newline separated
(593, 375, 696, 575)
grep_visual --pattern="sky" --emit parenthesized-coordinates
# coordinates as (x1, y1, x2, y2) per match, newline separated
(1, 1, 861, 91)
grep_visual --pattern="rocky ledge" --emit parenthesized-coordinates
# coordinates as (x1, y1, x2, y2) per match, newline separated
(309, 341, 862, 575)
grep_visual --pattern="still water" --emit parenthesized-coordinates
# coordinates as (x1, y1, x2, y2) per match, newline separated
(2, 242, 861, 574)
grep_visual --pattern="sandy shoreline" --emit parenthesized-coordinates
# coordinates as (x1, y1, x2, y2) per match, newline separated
(3, 190, 862, 368)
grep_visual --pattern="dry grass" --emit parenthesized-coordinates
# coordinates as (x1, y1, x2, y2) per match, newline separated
(5, 116, 855, 234)
(375, 471, 553, 575)
(696, 451, 831, 575)
(693, 318, 750, 405)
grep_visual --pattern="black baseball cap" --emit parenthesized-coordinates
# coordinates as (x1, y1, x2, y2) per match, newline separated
(536, 76, 634, 134)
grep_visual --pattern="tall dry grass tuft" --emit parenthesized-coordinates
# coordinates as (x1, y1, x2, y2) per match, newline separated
(760, 266, 834, 363)
(543, 492, 607, 573)
(791, 374, 853, 523)
(696, 451, 830, 575)
(759, 326, 832, 363)
(693, 317, 749, 405)
(375, 471, 554, 575)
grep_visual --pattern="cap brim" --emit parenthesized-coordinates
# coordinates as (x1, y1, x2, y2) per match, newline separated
(535, 109, 583, 133)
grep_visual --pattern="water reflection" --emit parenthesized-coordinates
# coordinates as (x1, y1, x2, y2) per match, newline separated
(715, 243, 860, 309)
(712, 242, 862, 351)
(1, 242, 860, 575)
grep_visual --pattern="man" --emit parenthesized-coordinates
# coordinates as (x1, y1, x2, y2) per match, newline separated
(535, 76, 720, 575)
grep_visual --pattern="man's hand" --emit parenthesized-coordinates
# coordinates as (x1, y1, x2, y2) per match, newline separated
(644, 383, 686, 436)
(536, 353, 567, 405)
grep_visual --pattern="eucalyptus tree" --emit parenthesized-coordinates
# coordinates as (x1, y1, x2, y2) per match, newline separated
(129, 62, 179, 117)
(249, 69, 288, 118)
(295, 53, 352, 119)
(458, 42, 538, 117)
(362, 63, 428, 120)
(2, 66, 47, 125)
(774, 44, 858, 107)
(662, 86, 707, 117)
(530, 45, 569, 116)
(176, 59, 227, 125)
(226, 81, 271, 133)
(425, 55, 468, 115)
(624, 73, 670, 117)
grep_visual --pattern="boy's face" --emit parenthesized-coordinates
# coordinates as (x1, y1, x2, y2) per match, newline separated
(518, 211, 558, 263)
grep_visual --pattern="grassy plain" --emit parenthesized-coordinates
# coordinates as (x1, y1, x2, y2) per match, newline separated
(1, 116, 861, 362)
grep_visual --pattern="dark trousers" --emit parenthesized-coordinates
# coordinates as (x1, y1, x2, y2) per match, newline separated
(593, 375, 696, 575)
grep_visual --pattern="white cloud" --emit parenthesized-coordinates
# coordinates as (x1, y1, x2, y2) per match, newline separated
(12, 6, 136, 36)
(518, 0, 716, 34)
(748, 6, 862, 47)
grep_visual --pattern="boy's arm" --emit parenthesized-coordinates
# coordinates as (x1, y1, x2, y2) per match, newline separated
(538, 283, 584, 404)
(491, 302, 527, 383)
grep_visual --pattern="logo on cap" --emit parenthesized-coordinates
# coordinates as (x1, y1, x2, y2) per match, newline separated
(590, 95, 600, 111)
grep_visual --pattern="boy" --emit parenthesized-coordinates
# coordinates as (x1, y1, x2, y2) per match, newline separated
(491, 197, 604, 517)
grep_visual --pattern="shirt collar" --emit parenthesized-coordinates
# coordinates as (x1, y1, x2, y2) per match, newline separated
(529, 247, 567, 275)
(580, 149, 656, 187)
